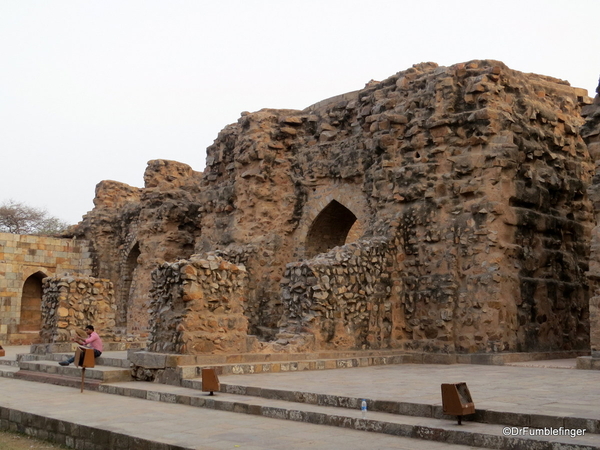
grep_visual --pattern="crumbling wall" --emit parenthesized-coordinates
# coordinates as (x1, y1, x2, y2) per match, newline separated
(193, 60, 592, 353)
(583, 79, 600, 356)
(147, 254, 249, 354)
(280, 237, 398, 350)
(72, 160, 203, 338)
(40, 275, 116, 343)
(74, 60, 594, 354)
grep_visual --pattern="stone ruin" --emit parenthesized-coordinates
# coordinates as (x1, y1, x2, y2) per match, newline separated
(582, 77, 600, 364)
(57, 59, 600, 359)
(0, 233, 93, 345)
(40, 276, 117, 345)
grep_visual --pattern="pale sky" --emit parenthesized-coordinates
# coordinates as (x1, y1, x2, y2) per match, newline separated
(1, 0, 599, 225)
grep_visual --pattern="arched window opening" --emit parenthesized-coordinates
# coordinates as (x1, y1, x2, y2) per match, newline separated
(306, 200, 357, 258)
(19, 271, 46, 333)
(119, 243, 140, 328)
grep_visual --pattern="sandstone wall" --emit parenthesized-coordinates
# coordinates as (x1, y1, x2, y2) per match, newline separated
(73, 60, 594, 354)
(0, 232, 92, 344)
(72, 160, 203, 339)
(583, 79, 600, 356)
(147, 254, 249, 354)
(40, 275, 117, 343)
(198, 60, 592, 352)
(280, 237, 398, 350)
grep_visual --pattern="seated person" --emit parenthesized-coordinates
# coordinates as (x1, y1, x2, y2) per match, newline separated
(59, 325, 103, 366)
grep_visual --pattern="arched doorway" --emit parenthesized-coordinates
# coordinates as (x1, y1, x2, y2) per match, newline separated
(119, 243, 140, 329)
(306, 200, 358, 258)
(19, 271, 46, 333)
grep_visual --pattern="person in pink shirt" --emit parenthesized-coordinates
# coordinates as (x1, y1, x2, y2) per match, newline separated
(59, 325, 103, 366)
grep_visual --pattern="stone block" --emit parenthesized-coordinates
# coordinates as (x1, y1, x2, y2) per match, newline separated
(128, 351, 167, 369)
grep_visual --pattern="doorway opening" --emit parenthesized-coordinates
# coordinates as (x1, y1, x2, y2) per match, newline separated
(306, 200, 357, 258)
(19, 271, 46, 333)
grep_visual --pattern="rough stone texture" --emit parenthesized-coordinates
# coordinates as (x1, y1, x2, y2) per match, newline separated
(0, 232, 93, 344)
(71, 60, 595, 354)
(40, 275, 117, 343)
(72, 160, 203, 339)
(279, 237, 396, 350)
(147, 254, 249, 354)
(582, 78, 600, 357)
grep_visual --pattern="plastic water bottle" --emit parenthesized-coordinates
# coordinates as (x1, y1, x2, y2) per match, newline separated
(361, 399, 367, 419)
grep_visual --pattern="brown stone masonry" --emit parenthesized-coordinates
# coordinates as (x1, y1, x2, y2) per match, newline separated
(70, 60, 594, 355)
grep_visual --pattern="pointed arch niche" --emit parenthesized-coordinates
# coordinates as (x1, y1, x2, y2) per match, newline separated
(119, 242, 140, 328)
(305, 200, 359, 258)
(19, 271, 47, 333)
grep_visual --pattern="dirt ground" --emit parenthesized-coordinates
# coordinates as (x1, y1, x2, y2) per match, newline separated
(0, 431, 67, 449)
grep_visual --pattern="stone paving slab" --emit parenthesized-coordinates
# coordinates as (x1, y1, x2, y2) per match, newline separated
(95, 380, 600, 448)
(0, 377, 486, 450)
(216, 361, 600, 422)
(2, 348, 600, 449)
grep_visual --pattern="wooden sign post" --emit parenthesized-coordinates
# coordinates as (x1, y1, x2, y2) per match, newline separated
(441, 382, 475, 425)
(74, 346, 95, 393)
(201, 368, 220, 395)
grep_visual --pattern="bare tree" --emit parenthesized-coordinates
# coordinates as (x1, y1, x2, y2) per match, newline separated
(0, 200, 70, 235)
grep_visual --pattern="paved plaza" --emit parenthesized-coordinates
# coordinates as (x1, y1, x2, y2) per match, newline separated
(1, 346, 600, 449)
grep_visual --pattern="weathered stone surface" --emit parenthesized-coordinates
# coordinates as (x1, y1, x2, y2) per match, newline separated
(41, 276, 116, 343)
(147, 254, 249, 354)
(582, 78, 600, 355)
(71, 60, 595, 354)
(0, 232, 93, 344)
(72, 160, 203, 338)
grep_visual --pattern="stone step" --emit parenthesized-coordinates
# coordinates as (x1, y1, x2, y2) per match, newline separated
(14, 370, 103, 391)
(18, 360, 132, 383)
(0, 357, 19, 367)
(29, 341, 144, 355)
(20, 352, 131, 368)
(178, 378, 600, 435)
(0, 365, 19, 377)
(98, 380, 600, 450)
(176, 356, 399, 379)
(130, 349, 588, 380)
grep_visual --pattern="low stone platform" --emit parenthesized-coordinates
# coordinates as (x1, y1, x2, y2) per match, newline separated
(576, 356, 600, 370)
(130, 348, 589, 384)
(130, 349, 588, 368)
